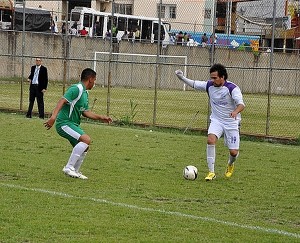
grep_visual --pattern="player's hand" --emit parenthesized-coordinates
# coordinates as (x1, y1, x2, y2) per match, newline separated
(230, 111, 238, 119)
(100, 116, 113, 124)
(175, 70, 183, 78)
(175, 70, 184, 80)
(44, 117, 55, 130)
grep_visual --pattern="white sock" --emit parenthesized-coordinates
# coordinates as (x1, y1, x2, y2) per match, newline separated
(228, 152, 239, 165)
(66, 142, 89, 169)
(207, 144, 215, 173)
(74, 152, 87, 172)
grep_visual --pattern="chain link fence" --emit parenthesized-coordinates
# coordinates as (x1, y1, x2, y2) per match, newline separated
(0, 0, 299, 140)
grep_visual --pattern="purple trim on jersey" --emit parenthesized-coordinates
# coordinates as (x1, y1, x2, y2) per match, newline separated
(205, 80, 214, 95)
(224, 81, 237, 96)
(206, 80, 236, 96)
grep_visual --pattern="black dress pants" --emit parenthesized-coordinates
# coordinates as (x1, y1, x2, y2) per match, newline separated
(26, 85, 44, 118)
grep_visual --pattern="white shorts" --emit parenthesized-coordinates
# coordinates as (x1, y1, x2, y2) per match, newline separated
(208, 120, 240, 150)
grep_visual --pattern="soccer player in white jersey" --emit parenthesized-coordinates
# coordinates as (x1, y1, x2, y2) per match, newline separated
(175, 64, 245, 181)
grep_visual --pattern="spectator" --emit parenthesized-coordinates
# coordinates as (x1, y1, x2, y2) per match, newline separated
(94, 21, 101, 36)
(170, 32, 176, 45)
(145, 26, 151, 41)
(176, 31, 184, 45)
(26, 58, 48, 119)
(209, 33, 218, 58)
(51, 20, 58, 34)
(201, 33, 208, 47)
(210, 33, 218, 45)
(105, 30, 111, 41)
(80, 27, 88, 36)
(69, 22, 78, 36)
(122, 30, 128, 41)
(61, 22, 66, 35)
(134, 27, 141, 42)
(111, 24, 118, 43)
(183, 32, 190, 46)
(128, 30, 134, 41)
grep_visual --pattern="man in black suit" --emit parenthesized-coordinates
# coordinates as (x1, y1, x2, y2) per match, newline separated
(26, 58, 48, 119)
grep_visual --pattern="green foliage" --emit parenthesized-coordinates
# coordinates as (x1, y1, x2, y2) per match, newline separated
(0, 112, 300, 242)
(114, 99, 138, 126)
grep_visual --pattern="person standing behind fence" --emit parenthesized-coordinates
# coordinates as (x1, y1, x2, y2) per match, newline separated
(176, 31, 184, 45)
(61, 22, 66, 35)
(112, 24, 118, 43)
(183, 32, 189, 46)
(210, 33, 217, 46)
(134, 27, 141, 42)
(80, 27, 88, 36)
(26, 58, 48, 119)
(128, 30, 134, 41)
(70, 22, 78, 36)
(175, 64, 245, 181)
(201, 33, 208, 47)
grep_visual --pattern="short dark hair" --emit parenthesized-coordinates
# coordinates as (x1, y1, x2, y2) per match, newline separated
(210, 63, 228, 80)
(81, 68, 96, 81)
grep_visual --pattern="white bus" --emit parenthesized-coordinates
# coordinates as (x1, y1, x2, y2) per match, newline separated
(0, 0, 13, 30)
(70, 6, 171, 45)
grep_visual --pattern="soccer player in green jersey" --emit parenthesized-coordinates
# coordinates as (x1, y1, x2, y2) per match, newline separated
(44, 68, 112, 179)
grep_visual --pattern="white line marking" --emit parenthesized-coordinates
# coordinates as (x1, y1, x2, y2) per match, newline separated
(1, 182, 299, 239)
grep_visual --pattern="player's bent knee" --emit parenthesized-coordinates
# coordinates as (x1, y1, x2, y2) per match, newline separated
(207, 134, 217, 145)
(79, 134, 91, 145)
(230, 149, 239, 157)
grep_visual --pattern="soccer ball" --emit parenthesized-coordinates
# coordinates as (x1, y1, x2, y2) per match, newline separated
(183, 165, 198, 180)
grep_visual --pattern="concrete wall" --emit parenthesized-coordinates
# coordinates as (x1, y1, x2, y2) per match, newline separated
(0, 30, 299, 95)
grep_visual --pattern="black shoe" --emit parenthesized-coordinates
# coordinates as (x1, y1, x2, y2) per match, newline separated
(26, 115, 32, 118)
(39, 117, 44, 119)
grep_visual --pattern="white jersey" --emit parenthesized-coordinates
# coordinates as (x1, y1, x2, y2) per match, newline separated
(193, 80, 245, 127)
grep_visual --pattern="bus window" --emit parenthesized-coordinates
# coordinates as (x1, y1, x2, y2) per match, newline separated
(118, 17, 126, 31)
(94, 15, 103, 37)
(153, 23, 165, 41)
(83, 13, 92, 28)
(141, 20, 152, 40)
(99, 16, 104, 37)
(160, 25, 165, 40)
(128, 18, 139, 32)
(71, 12, 80, 22)
(153, 23, 158, 41)
(3, 12, 11, 22)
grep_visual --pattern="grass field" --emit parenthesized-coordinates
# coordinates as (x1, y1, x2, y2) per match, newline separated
(0, 82, 300, 139)
(0, 112, 299, 242)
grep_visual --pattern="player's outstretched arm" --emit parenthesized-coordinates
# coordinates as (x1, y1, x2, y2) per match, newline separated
(83, 110, 113, 124)
(175, 70, 195, 88)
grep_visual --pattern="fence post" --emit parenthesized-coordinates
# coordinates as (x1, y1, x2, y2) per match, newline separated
(266, 0, 277, 136)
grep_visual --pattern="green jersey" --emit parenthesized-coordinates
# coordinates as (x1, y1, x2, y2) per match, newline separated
(56, 82, 89, 126)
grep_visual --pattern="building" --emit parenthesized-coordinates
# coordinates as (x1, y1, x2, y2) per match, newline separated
(2, 0, 299, 49)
